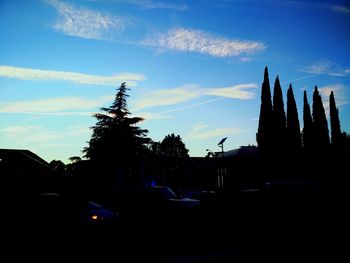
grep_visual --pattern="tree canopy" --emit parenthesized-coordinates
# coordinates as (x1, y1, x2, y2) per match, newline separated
(272, 75, 287, 151)
(256, 69, 347, 156)
(257, 66, 273, 153)
(312, 86, 330, 150)
(286, 84, 302, 153)
(329, 91, 342, 148)
(83, 82, 151, 163)
(302, 90, 315, 152)
(151, 133, 189, 159)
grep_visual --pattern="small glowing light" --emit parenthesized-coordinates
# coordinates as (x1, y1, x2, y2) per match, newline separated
(91, 215, 98, 220)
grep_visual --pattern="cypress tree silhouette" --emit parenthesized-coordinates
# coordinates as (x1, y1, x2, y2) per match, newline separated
(257, 66, 273, 153)
(286, 84, 302, 153)
(302, 90, 315, 152)
(312, 86, 330, 150)
(84, 82, 150, 186)
(272, 76, 287, 151)
(329, 91, 342, 149)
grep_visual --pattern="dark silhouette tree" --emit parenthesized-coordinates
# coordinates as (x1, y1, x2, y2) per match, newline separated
(302, 90, 315, 152)
(49, 160, 65, 174)
(272, 75, 287, 151)
(68, 156, 82, 163)
(329, 91, 342, 149)
(160, 133, 189, 159)
(312, 86, 330, 150)
(342, 132, 350, 148)
(84, 82, 150, 160)
(147, 134, 189, 190)
(65, 156, 84, 176)
(286, 84, 302, 153)
(83, 82, 150, 186)
(149, 141, 162, 156)
(257, 66, 273, 153)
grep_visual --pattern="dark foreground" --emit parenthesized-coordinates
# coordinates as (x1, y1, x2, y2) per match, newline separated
(6, 185, 348, 262)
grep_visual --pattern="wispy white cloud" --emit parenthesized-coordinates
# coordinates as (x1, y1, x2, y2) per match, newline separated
(0, 66, 145, 86)
(0, 96, 114, 115)
(239, 57, 252, 63)
(281, 74, 316, 85)
(0, 125, 63, 145)
(133, 83, 257, 110)
(135, 111, 173, 120)
(45, 0, 130, 40)
(84, 0, 188, 10)
(0, 111, 94, 117)
(283, 1, 350, 15)
(331, 5, 350, 14)
(154, 98, 226, 115)
(136, 98, 227, 121)
(136, 98, 227, 122)
(141, 27, 266, 57)
(205, 84, 257, 99)
(187, 123, 245, 140)
(36, 143, 84, 149)
(288, 2, 350, 15)
(318, 84, 342, 98)
(64, 125, 92, 137)
(191, 123, 209, 132)
(211, 1, 350, 16)
(300, 60, 350, 77)
(0, 124, 91, 146)
(132, 84, 200, 110)
(245, 1, 350, 15)
(318, 84, 349, 108)
(128, 0, 188, 10)
(6, 111, 94, 116)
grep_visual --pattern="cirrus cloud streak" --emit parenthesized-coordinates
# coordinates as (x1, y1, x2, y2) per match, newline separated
(318, 84, 349, 114)
(0, 66, 145, 86)
(0, 95, 114, 115)
(45, 0, 130, 40)
(0, 124, 91, 146)
(132, 83, 257, 111)
(141, 28, 266, 57)
(187, 123, 245, 140)
(299, 60, 350, 77)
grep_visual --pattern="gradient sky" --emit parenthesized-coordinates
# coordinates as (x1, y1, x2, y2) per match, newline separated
(1, 0, 349, 163)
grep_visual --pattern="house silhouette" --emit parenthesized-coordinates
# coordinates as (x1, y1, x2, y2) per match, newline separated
(0, 149, 52, 194)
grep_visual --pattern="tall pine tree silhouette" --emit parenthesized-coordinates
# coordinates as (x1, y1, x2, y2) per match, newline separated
(257, 66, 273, 153)
(329, 91, 342, 149)
(272, 76, 287, 151)
(302, 90, 315, 152)
(312, 86, 330, 150)
(84, 82, 150, 185)
(286, 84, 302, 153)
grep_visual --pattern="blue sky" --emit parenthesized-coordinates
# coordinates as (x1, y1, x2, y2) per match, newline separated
(0, 0, 349, 163)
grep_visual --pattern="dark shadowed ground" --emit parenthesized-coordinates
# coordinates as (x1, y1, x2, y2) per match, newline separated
(6, 182, 347, 262)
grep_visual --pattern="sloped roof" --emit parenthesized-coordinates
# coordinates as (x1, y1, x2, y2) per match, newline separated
(0, 148, 50, 171)
(221, 146, 258, 158)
